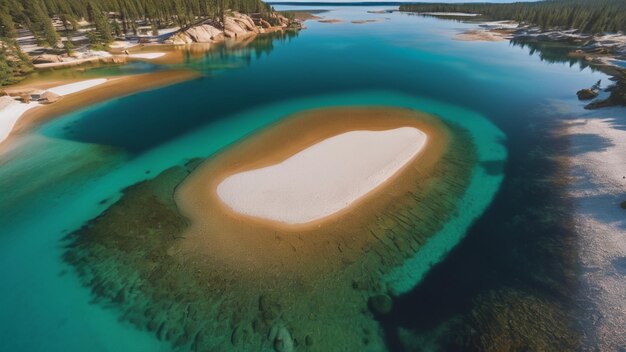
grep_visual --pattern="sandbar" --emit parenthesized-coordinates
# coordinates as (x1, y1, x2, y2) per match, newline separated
(47, 78, 108, 95)
(172, 106, 473, 275)
(127, 53, 167, 60)
(351, 19, 383, 24)
(318, 19, 343, 23)
(0, 79, 107, 143)
(0, 69, 200, 150)
(455, 29, 513, 42)
(217, 127, 427, 224)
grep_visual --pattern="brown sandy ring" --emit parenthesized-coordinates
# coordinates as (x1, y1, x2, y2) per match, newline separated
(173, 107, 455, 276)
(63, 106, 477, 351)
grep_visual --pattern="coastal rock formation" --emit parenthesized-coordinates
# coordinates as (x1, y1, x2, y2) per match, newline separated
(496, 27, 626, 109)
(581, 34, 626, 56)
(226, 13, 257, 34)
(585, 81, 626, 109)
(254, 12, 292, 28)
(167, 12, 296, 45)
(513, 27, 590, 43)
(167, 13, 260, 45)
(576, 88, 598, 100)
(32, 54, 62, 64)
(259, 19, 272, 29)
(169, 23, 225, 44)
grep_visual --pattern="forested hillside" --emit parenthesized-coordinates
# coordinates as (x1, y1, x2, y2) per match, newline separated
(0, 0, 273, 47)
(399, 0, 626, 34)
(0, 40, 32, 86)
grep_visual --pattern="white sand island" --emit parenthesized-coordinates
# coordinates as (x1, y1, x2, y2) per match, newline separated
(216, 127, 427, 224)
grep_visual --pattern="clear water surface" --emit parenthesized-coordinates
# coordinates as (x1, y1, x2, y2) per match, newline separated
(0, 5, 617, 352)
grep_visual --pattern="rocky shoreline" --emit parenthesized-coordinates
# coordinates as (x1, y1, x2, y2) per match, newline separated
(167, 12, 299, 45)
(9, 11, 301, 72)
(452, 20, 626, 109)
(511, 27, 626, 109)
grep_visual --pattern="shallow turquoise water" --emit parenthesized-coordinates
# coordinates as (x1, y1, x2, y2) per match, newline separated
(0, 6, 612, 352)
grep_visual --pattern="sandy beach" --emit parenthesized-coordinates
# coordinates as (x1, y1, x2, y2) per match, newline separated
(564, 117, 626, 350)
(47, 78, 108, 95)
(126, 53, 166, 60)
(0, 70, 200, 150)
(0, 98, 40, 143)
(0, 79, 108, 143)
(217, 127, 427, 224)
(455, 29, 513, 42)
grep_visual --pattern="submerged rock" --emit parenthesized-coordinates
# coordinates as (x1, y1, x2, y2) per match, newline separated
(305, 334, 314, 346)
(259, 295, 281, 321)
(369, 294, 393, 315)
(231, 323, 253, 347)
(269, 323, 294, 352)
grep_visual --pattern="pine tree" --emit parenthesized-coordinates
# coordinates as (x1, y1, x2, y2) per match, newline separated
(399, 0, 626, 34)
(28, 0, 60, 47)
(2, 0, 275, 46)
(87, 1, 113, 43)
(0, 40, 33, 86)
(0, 11, 17, 38)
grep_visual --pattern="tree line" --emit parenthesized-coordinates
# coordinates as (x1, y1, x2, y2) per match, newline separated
(0, 40, 32, 86)
(0, 0, 273, 48)
(399, 0, 626, 34)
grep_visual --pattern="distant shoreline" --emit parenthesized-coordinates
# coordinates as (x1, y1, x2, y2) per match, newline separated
(269, 2, 406, 6)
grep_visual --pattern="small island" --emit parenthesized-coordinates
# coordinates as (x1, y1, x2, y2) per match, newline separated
(215, 127, 426, 225)
(64, 106, 477, 351)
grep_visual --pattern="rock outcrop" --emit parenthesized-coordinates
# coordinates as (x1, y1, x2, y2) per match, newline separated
(166, 12, 297, 45)
(581, 34, 626, 56)
(368, 294, 393, 315)
(576, 88, 598, 100)
(268, 323, 294, 352)
(168, 23, 224, 44)
(32, 54, 62, 64)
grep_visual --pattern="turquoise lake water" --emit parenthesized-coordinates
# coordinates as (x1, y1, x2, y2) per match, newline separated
(0, 5, 618, 351)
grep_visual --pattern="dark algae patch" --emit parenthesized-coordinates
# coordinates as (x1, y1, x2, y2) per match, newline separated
(62, 108, 477, 351)
(378, 119, 583, 351)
